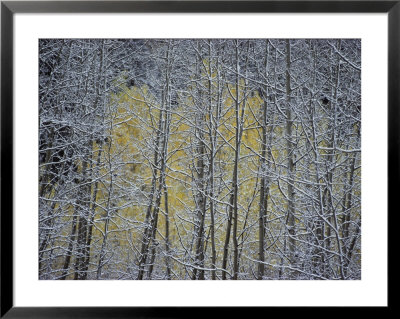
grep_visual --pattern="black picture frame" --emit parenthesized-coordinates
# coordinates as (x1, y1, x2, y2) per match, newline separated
(1, 1, 394, 317)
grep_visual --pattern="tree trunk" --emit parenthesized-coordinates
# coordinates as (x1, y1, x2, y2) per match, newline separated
(285, 40, 297, 277)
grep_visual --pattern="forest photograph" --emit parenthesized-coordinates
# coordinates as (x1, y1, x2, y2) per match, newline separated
(39, 39, 361, 280)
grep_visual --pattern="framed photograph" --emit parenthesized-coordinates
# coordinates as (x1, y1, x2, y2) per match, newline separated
(1, 0, 393, 316)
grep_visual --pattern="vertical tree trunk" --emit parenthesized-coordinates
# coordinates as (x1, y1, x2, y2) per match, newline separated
(285, 40, 297, 277)
(323, 40, 345, 279)
(73, 154, 92, 280)
(81, 146, 103, 279)
(191, 41, 208, 280)
(96, 137, 114, 280)
(207, 40, 218, 280)
(59, 213, 78, 280)
(137, 103, 164, 280)
(163, 181, 171, 279)
(139, 42, 173, 279)
(257, 40, 271, 280)
(73, 41, 106, 280)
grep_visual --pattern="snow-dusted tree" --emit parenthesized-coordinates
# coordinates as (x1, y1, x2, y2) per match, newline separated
(39, 38, 361, 280)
